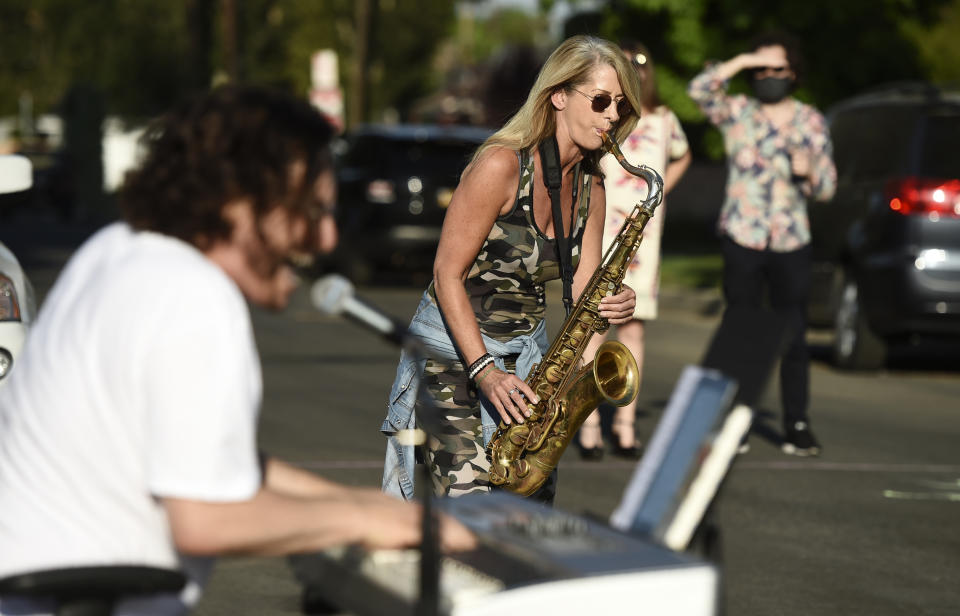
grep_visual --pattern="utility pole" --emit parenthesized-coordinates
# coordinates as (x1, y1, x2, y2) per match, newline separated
(186, 0, 213, 91)
(221, 0, 242, 83)
(348, 0, 371, 128)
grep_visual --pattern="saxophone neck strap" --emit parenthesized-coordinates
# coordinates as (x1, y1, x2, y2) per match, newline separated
(538, 136, 574, 317)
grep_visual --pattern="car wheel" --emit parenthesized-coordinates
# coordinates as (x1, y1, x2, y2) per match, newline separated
(833, 273, 886, 370)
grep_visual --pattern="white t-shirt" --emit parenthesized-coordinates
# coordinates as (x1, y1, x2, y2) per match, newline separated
(0, 223, 262, 614)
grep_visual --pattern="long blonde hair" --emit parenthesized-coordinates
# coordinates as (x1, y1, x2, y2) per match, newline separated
(472, 35, 641, 175)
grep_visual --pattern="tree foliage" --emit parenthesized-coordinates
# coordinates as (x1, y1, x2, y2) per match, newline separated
(234, 0, 456, 122)
(903, 0, 960, 83)
(584, 0, 954, 157)
(0, 0, 456, 127)
(2, 0, 957, 148)
(0, 0, 192, 119)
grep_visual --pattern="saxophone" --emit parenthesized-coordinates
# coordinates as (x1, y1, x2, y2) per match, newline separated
(486, 132, 665, 496)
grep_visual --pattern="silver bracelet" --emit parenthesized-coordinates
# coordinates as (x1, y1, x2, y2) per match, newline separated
(467, 354, 495, 380)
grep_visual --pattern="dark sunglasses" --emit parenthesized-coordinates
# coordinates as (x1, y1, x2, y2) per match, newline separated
(570, 88, 633, 118)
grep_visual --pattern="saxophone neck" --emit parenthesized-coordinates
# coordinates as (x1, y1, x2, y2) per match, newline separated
(600, 131, 664, 215)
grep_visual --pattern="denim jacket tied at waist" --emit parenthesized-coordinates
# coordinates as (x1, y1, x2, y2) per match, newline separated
(380, 290, 548, 500)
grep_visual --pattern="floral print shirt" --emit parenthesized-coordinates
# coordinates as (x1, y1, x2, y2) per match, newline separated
(688, 65, 837, 251)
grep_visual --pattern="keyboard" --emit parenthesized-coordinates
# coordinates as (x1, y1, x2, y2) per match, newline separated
(289, 492, 718, 615)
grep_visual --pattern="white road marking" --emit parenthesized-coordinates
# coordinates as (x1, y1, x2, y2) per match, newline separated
(294, 459, 960, 473)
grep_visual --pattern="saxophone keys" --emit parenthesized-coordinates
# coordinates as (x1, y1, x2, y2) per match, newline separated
(488, 462, 507, 485)
(508, 427, 528, 446)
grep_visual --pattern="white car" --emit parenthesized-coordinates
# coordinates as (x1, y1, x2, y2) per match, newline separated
(0, 155, 37, 386)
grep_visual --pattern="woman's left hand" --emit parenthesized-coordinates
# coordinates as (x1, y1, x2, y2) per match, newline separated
(598, 284, 636, 324)
(790, 148, 811, 179)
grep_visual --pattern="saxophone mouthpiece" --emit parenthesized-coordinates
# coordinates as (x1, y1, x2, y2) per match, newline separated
(600, 131, 615, 151)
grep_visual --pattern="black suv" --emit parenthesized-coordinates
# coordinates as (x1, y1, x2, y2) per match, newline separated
(331, 123, 493, 283)
(807, 83, 960, 369)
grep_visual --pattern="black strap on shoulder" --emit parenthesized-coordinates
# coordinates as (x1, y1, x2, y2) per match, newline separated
(538, 136, 574, 316)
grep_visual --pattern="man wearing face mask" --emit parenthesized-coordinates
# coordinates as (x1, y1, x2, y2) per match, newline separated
(688, 31, 836, 456)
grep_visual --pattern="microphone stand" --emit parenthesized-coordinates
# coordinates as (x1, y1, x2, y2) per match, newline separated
(313, 276, 443, 615)
(417, 448, 440, 616)
(400, 339, 441, 616)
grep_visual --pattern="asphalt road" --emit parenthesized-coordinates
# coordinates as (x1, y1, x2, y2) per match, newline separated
(3, 212, 960, 616)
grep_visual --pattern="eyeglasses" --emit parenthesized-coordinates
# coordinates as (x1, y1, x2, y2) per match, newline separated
(570, 88, 632, 118)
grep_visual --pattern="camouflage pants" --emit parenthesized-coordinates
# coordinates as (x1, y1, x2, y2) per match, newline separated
(416, 356, 558, 502)
(417, 357, 492, 497)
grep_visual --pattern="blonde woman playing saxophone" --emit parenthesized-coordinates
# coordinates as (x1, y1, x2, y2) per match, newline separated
(381, 35, 643, 503)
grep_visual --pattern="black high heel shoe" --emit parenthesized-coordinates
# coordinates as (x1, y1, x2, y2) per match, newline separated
(577, 425, 604, 461)
(611, 420, 642, 459)
(612, 442, 642, 459)
(578, 444, 605, 460)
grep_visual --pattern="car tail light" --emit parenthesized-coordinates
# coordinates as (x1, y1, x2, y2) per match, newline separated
(366, 179, 396, 204)
(886, 177, 960, 218)
(0, 274, 22, 322)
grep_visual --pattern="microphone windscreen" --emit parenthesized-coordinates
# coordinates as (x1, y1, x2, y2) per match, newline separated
(311, 274, 355, 316)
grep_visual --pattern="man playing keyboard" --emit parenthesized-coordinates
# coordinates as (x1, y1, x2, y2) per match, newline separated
(0, 85, 474, 616)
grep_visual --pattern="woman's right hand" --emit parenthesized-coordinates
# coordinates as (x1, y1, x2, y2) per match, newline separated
(738, 48, 787, 72)
(475, 366, 539, 426)
(715, 49, 787, 81)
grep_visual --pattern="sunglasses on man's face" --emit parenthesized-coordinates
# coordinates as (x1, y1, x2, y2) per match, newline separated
(570, 88, 633, 118)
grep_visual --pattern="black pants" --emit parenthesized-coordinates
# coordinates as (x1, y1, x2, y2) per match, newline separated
(721, 236, 811, 425)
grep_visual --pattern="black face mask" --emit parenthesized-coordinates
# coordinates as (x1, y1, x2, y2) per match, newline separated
(752, 76, 793, 104)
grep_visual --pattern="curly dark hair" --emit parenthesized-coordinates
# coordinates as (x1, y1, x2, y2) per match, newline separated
(119, 85, 335, 249)
(749, 29, 805, 86)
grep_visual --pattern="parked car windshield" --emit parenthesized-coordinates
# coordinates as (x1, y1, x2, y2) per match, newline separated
(918, 108, 960, 178)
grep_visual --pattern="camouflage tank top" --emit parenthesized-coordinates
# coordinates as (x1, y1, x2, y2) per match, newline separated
(430, 148, 592, 341)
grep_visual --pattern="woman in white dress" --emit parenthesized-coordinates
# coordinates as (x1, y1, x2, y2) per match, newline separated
(578, 41, 692, 459)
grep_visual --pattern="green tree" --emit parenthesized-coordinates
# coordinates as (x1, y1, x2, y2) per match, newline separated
(904, 0, 960, 82)
(0, 0, 457, 128)
(0, 0, 194, 120)
(234, 0, 455, 125)
(586, 0, 953, 158)
(366, 1, 457, 120)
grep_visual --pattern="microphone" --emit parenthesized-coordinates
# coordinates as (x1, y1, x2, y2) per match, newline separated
(310, 274, 409, 346)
